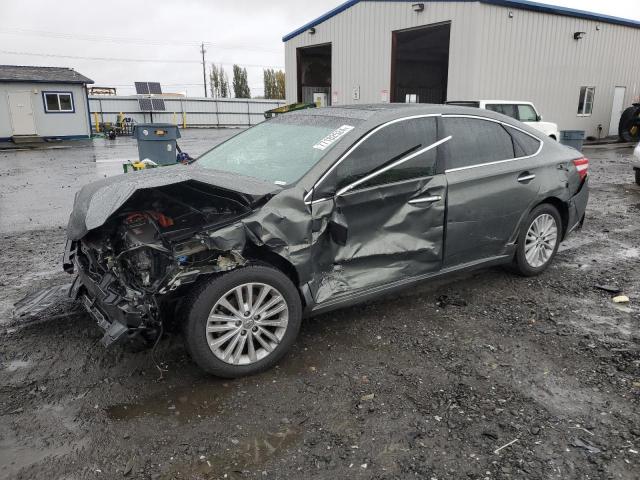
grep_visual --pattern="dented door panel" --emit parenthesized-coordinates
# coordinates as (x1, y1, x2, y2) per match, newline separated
(309, 175, 447, 303)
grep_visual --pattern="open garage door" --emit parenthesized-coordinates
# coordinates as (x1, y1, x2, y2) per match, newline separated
(297, 43, 332, 106)
(391, 23, 451, 104)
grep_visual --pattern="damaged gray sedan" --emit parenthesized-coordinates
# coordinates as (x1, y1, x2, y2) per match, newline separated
(63, 105, 589, 377)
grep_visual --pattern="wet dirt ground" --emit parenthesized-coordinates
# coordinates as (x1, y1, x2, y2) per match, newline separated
(1, 137, 639, 480)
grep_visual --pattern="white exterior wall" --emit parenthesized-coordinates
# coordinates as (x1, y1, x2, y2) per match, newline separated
(284, 1, 640, 137)
(0, 82, 91, 139)
(285, 1, 481, 107)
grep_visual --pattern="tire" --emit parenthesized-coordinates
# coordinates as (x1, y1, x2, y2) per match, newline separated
(635, 168, 640, 186)
(183, 266, 302, 378)
(511, 203, 562, 276)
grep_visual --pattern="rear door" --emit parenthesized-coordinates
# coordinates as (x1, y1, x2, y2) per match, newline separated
(441, 115, 542, 266)
(309, 116, 448, 303)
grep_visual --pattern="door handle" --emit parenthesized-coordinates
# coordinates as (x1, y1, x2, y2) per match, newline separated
(409, 195, 442, 205)
(517, 173, 536, 183)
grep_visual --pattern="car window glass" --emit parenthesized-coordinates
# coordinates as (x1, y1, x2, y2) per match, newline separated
(505, 126, 541, 157)
(518, 105, 538, 122)
(198, 115, 361, 185)
(442, 117, 514, 170)
(336, 117, 438, 190)
(486, 104, 517, 119)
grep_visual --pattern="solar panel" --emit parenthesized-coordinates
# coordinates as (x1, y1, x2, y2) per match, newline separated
(135, 82, 150, 94)
(138, 98, 153, 111)
(148, 82, 162, 94)
(151, 98, 166, 111)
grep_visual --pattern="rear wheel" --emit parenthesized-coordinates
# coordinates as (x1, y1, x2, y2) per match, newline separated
(512, 204, 562, 276)
(183, 266, 302, 378)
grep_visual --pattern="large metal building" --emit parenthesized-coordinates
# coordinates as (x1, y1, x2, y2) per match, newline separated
(283, 0, 640, 138)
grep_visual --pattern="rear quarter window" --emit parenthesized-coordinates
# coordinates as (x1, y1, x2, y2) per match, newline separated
(442, 117, 515, 170)
(504, 126, 541, 157)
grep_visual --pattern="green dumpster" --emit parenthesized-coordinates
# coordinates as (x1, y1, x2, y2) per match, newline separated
(560, 130, 585, 152)
(133, 123, 181, 165)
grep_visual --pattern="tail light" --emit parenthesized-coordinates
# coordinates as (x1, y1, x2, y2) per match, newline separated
(572, 157, 589, 181)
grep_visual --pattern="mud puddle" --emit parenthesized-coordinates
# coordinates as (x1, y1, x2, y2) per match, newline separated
(164, 426, 301, 479)
(107, 378, 233, 423)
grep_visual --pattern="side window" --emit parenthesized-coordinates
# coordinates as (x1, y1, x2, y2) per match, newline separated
(442, 117, 515, 170)
(517, 105, 538, 122)
(336, 117, 438, 190)
(505, 125, 541, 157)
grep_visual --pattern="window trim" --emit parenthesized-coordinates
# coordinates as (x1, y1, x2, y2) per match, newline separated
(305, 113, 442, 204)
(336, 135, 452, 196)
(42, 91, 75, 113)
(441, 114, 543, 173)
(577, 86, 595, 117)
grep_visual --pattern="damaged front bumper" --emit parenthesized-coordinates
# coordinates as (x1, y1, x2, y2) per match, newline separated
(69, 271, 151, 347)
(65, 239, 158, 347)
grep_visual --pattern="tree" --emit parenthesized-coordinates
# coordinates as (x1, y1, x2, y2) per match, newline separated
(209, 64, 230, 98)
(232, 65, 250, 98)
(263, 68, 274, 99)
(263, 69, 285, 99)
(220, 68, 230, 98)
(275, 70, 285, 99)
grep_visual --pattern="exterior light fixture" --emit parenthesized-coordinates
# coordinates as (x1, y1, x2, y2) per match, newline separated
(412, 3, 425, 12)
(574, 31, 586, 40)
(596, 25, 601, 31)
(308, 27, 316, 34)
(508, 11, 514, 18)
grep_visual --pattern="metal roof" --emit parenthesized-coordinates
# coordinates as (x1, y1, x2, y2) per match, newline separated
(0, 65, 94, 84)
(283, 0, 640, 42)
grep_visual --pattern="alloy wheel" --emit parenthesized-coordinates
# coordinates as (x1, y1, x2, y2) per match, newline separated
(206, 282, 289, 365)
(524, 213, 558, 268)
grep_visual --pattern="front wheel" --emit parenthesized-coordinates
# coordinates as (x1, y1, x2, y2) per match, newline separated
(183, 266, 302, 378)
(511, 204, 562, 276)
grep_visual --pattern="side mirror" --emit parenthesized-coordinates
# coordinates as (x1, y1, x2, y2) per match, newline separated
(537, 114, 543, 121)
(328, 209, 348, 246)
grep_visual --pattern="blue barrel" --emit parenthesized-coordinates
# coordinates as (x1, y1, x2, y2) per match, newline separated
(560, 130, 585, 152)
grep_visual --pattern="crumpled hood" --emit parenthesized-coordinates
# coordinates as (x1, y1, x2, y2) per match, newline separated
(66, 164, 280, 240)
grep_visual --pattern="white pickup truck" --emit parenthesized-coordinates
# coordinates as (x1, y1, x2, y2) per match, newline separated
(446, 100, 560, 141)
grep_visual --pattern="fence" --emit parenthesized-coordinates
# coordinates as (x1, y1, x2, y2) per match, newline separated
(88, 96, 286, 130)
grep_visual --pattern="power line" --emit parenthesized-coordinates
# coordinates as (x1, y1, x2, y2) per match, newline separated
(0, 27, 281, 53)
(0, 49, 284, 69)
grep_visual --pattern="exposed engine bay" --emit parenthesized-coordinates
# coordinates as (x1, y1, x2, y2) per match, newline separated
(67, 181, 258, 345)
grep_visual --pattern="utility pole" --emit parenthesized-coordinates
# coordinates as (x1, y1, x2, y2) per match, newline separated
(200, 42, 207, 98)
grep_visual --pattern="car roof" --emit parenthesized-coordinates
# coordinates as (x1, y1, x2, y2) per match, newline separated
(448, 100, 535, 106)
(288, 103, 513, 124)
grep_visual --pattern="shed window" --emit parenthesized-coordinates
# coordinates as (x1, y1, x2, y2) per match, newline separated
(577, 87, 595, 116)
(43, 92, 74, 112)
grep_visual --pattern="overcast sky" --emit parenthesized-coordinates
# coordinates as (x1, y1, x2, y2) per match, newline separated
(0, 0, 637, 97)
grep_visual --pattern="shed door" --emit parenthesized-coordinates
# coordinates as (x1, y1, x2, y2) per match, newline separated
(8, 91, 37, 135)
(608, 87, 626, 136)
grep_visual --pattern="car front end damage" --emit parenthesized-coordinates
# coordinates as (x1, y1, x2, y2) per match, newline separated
(64, 186, 254, 346)
(61, 167, 291, 347)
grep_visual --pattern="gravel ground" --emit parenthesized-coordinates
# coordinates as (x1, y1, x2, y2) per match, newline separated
(0, 137, 639, 480)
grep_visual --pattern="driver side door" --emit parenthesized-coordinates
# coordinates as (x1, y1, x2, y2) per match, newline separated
(308, 116, 449, 304)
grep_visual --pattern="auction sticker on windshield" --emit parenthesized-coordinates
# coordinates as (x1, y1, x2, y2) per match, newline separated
(313, 125, 355, 151)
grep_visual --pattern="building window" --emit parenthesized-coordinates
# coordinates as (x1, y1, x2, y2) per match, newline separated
(577, 87, 595, 116)
(43, 92, 74, 113)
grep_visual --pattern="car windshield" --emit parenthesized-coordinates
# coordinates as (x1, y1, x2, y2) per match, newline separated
(197, 115, 360, 185)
